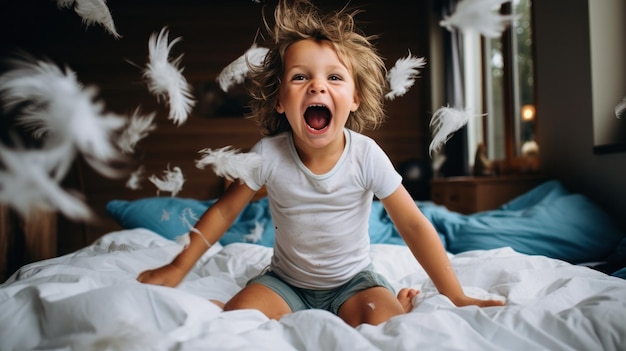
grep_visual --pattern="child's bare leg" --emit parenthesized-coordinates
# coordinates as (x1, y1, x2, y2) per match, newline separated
(339, 286, 419, 327)
(396, 288, 420, 313)
(210, 299, 225, 309)
(223, 283, 292, 320)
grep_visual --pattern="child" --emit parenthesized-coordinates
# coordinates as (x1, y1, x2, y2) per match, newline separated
(138, 0, 504, 327)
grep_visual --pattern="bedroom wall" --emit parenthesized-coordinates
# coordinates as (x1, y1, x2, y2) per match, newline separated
(0, 1, 432, 254)
(533, 0, 626, 230)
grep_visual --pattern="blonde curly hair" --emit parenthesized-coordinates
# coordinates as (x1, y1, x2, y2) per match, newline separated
(246, 0, 387, 136)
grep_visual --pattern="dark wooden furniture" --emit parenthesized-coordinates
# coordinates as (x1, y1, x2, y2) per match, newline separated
(431, 175, 546, 214)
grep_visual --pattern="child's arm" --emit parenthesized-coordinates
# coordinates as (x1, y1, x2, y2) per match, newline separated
(137, 181, 258, 287)
(381, 185, 504, 307)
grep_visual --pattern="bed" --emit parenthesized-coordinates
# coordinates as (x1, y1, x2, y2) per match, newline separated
(1, 180, 626, 350)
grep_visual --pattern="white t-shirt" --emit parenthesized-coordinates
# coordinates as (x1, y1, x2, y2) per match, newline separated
(247, 129, 402, 289)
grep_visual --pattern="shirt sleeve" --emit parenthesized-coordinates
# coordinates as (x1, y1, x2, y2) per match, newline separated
(366, 141, 402, 199)
(245, 139, 266, 191)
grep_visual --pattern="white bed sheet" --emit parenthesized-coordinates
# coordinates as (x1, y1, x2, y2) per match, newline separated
(1, 228, 625, 351)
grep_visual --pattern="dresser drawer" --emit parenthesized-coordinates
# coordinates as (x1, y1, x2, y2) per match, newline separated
(431, 175, 545, 214)
(432, 182, 477, 214)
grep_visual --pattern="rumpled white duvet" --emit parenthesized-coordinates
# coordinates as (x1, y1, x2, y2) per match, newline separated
(1, 228, 625, 351)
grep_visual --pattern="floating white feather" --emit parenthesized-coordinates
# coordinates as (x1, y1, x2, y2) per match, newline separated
(180, 207, 201, 239)
(57, 0, 121, 39)
(144, 27, 195, 126)
(616, 96, 626, 119)
(195, 146, 263, 185)
(0, 146, 93, 221)
(243, 221, 264, 243)
(148, 165, 185, 197)
(0, 59, 126, 162)
(126, 166, 145, 190)
(217, 44, 269, 92)
(179, 207, 212, 248)
(429, 106, 482, 156)
(117, 108, 156, 154)
(179, 207, 200, 231)
(440, 0, 519, 38)
(431, 151, 447, 175)
(385, 51, 426, 100)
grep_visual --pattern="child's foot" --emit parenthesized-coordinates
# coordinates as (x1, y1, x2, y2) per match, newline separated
(397, 288, 420, 313)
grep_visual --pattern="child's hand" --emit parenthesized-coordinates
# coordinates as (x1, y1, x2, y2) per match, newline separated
(137, 263, 187, 287)
(451, 295, 506, 308)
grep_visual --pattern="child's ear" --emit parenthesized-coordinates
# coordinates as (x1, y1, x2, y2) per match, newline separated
(276, 100, 285, 114)
(351, 95, 360, 112)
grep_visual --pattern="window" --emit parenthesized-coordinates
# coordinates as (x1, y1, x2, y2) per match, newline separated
(467, 0, 536, 170)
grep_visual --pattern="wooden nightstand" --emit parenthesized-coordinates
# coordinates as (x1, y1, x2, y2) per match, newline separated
(431, 175, 546, 214)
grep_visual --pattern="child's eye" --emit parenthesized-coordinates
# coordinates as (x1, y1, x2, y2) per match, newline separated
(291, 74, 307, 81)
(328, 74, 342, 81)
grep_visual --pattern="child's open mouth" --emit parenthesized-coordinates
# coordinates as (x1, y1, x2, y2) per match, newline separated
(304, 104, 331, 131)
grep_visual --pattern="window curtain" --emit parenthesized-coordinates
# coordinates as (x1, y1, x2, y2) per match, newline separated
(435, 0, 469, 177)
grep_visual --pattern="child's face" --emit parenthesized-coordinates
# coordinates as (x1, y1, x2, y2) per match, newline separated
(277, 39, 359, 151)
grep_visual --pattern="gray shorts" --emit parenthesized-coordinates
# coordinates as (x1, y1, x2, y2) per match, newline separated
(247, 265, 395, 315)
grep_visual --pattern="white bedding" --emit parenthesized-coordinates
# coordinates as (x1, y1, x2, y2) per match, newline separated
(1, 228, 625, 351)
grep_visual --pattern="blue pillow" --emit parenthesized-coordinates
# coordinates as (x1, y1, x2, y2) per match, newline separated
(106, 197, 276, 246)
(498, 180, 568, 211)
(106, 197, 217, 241)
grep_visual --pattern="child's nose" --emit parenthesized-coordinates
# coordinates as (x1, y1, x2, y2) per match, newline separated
(309, 80, 326, 94)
